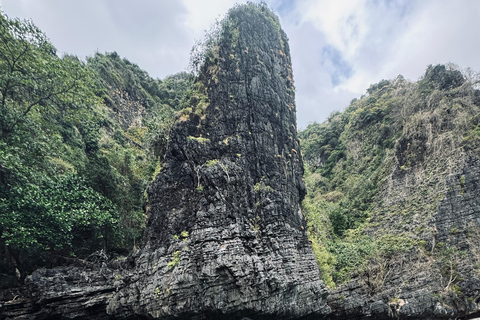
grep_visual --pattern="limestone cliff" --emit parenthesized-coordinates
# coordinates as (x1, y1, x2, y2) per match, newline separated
(107, 3, 328, 319)
(0, 4, 328, 320)
(301, 65, 480, 319)
(6, 4, 480, 320)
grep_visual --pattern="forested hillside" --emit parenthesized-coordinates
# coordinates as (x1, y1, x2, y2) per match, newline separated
(0, 12, 193, 285)
(3, 9, 480, 316)
(300, 64, 480, 293)
(3, 3, 480, 318)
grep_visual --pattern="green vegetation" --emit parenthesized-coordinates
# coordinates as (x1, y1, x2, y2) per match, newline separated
(180, 230, 189, 240)
(0, 12, 192, 282)
(1, 3, 479, 298)
(253, 177, 274, 193)
(173, 231, 189, 242)
(187, 135, 210, 144)
(0, 13, 114, 279)
(300, 64, 480, 286)
(205, 159, 219, 167)
(167, 250, 181, 271)
(190, 2, 285, 76)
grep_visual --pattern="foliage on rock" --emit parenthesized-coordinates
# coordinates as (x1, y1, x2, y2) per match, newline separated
(301, 63, 480, 299)
(0, 12, 189, 281)
(107, 4, 328, 319)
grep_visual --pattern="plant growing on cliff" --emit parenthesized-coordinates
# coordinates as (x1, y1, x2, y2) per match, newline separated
(301, 64, 480, 286)
(0, 14, 97, 140)
(189, 2, 282, 76)
(187, 135, 210, 144)
(167, 250, 181, 271)
(309, 234, 336, 288)
(205, 159, 219, 167)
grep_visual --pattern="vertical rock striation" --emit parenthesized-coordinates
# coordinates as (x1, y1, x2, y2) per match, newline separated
(107, 3, 328, 319)
(325, 157, 480, 320)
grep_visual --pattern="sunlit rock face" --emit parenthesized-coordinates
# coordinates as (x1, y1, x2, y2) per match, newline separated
(107, 3, 329, 319)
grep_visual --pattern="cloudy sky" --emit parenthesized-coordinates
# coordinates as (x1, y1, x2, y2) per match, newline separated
(1, 0, 479, 128)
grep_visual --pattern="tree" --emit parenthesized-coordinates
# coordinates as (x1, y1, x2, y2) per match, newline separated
(0, 173, 117, 279)
(0, 13, 111, 281)
(0, 13, 95, 139)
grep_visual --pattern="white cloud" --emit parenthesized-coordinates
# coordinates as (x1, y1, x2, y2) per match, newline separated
(384, 1, 480, 79)
(299, 0, 369, 60)
(182, 0, 239, 38)
(274, 0, 480, 127)
(337, 0, 480, 97)
(1, 0, 193, 78)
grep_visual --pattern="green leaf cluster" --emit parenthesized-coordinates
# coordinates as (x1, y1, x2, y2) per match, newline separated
(0, 173, 117, 251)
(0, 12, 192, 281)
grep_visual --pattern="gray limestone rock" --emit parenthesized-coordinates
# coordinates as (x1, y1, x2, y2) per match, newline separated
(325, 157, 480, 320)
(2, 4, 329, 320)
(12, 4, 480, 320)
(106, 4, 329, 319)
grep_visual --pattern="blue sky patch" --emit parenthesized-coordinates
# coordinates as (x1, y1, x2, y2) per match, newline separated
(272, 0, 296, 17)
(321, 45, 353, 86)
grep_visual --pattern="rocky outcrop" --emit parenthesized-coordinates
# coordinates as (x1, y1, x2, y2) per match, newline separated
(106, 4, 328, 319)
(325, 157, 480, 320)
(7, 5, 480, 320)
(1, 263, 118, 320)
(324, 101, 480, 320)
(1, 4, 328, 320)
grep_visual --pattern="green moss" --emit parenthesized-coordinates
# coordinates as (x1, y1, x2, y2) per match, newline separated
(205, 159, 219, 167)
(254, 182, 273, 193)
(167, 250, 181, 271)
(222, 136, 232, 145)
(181, 230, 189, 241)
(249, 215, 261, 232)
(449, 227, 460, 234)
(187, 136, 210, 144)
(452, 284, 462, 295)
(253, 177, 274, 193)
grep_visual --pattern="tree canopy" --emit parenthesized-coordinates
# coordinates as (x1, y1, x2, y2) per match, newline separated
(0, 13, 190, 284)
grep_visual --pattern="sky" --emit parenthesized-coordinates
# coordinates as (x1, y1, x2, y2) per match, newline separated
(1, 0, 480, 129)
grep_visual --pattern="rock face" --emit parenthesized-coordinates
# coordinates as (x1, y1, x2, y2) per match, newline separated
(321, 67, 480, 320)
(12, 5, 480, 320)
(2, 4, 328, 320)
(326, 158, 480, 320)
(1, 5, 329, 319)
(1, 264, 118, 320)
(105, 4, 329, 320)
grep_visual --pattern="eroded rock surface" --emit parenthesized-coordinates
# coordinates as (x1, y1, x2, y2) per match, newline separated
(106, 4, 328, 319)
(11, 4, 480, 320)
(2, 5, 328, 320)
(1, 263, 118, 320)
(325, 157, 480, 320)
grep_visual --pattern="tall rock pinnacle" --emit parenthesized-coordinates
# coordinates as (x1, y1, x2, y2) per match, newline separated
(108, 3, 329, 319)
